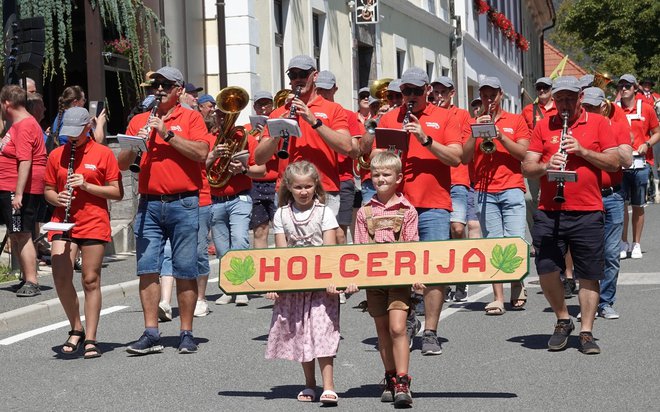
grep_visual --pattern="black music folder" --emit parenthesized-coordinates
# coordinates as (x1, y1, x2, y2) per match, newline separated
(375, 128, 409, 152)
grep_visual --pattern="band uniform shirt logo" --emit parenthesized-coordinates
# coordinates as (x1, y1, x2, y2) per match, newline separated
(550, 135, 560, 145)
(314, 112, 329, 119)
(170, 125, 183, 132)
(84, 164, 97, 171)
(425, 122, 440, 129)
(503, 127, 514, 134)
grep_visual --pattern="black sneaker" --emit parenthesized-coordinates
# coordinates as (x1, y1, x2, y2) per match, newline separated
(380, 372, 395, 403)
(413, 294, 425, 316)
(406, 316, 421, 350)
(563, 279, 573, 299)
(126, 333, 164, 355)
(579, 332, 601, 355)
(454, 284, 468, 302)
(393, 374, 413, 408)
(548, 319, 574, 351)
(421, 331, 442, 356)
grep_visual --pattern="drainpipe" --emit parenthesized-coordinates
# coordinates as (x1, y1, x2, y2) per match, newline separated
(216, 1, 227, 88)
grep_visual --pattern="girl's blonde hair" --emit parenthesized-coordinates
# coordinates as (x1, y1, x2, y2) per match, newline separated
(370, 151, 402, 174)
(278, 160, 326, 207)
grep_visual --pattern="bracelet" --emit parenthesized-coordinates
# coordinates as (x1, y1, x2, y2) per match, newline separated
(421, 136, 432, 147)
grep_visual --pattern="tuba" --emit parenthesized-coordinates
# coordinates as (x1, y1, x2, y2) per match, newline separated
(273, 88, 291, 109)
(593, 72, 614, 118)
(370, 78, 393, 105)
(206, 86, 250, 188)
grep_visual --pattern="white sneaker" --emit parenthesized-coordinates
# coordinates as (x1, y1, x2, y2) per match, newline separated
(619, 242, 629, 260)
(339, 292, 347, 304)
(235, 295, 249, 306)
(194, 300, 209, 317)
(158, 301, 172, 322)
(631, 243, 642, 259)
(215, 294, 233, 305)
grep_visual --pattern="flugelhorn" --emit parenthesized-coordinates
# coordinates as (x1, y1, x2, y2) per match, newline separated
(130, 96, 161, 173)
(277, 86, 301, 160)
(553, 111, 570, 203)
(206, 86, 249, 188)
(478, 102, 497, 154)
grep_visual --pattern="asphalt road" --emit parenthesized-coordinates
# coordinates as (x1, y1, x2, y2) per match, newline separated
(1, 206, 660, 411)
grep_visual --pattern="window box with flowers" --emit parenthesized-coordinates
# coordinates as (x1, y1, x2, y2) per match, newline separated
(103, 38, 134, 73)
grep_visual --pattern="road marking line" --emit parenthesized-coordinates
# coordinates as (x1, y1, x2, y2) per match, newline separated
(0, 306, 128, 346)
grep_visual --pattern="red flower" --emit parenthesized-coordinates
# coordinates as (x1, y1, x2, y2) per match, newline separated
(476, 0, 490, 14)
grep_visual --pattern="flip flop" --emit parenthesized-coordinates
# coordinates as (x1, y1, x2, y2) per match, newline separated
(320, 389, 339, 405)
(510, 282, 527, 310)
(485, 300, 505, 315)
(297, 388, 316, 402)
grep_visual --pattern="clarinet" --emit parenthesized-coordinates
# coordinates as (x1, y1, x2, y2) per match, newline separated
(553, 111, 570, 203)
(130, 96, 161, 173)
(61, 141, 77, 240)
(277, 86, 301, 160)
(402, 101, 414, 127)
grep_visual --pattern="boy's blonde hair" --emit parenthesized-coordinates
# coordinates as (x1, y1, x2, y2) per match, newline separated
(370, 151, 402, 174)
(278, 160, 327, 206)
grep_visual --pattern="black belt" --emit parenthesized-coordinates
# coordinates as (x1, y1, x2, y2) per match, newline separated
(142, 190, 199, 203)
(601, 185, 621, 197)
(212, 190, 249, 203)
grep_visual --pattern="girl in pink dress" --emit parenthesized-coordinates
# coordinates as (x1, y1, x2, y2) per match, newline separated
(266, 161, 357, 405)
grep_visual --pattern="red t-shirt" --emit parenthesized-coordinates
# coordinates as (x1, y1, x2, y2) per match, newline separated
(379, 104, 462, 210)
(521, 101, 557, 131)
(210, 132, 258, 197)
(466, 111, 530, 193)
(198, 132, 216, 207)
(126, 105, 210, 195)
(0, 116, 47, 194)
(601, 119, 631, 188)
(262, 95, 349, 192)
(244, 123, 279, 182)
(44, 139, 120, 241)
(337, 108, 365, 182)
(528, 110, 617, 211)
(617, 99, 659, 164)
(448, 106, 471, 187)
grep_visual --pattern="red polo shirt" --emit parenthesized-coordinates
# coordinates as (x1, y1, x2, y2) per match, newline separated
(448, 106, 471, 187)
(379, 103, 462, 210)
(0, 116, 47, 194)
(636, 91, 660, 107)
(521, 100, 557, 130)
(529, 110, 617, 211)
(338, 108, 365, 182)
(44, 139, 120, 241)
(244, 123, 280, 182)
(126, 105, 209, 195)
(263, 95, 349, 192)
(618, 99, 659, 164)
(601, 119, 631, 188)
(210, 132, 258, 197)
(467, 110, 530, 193)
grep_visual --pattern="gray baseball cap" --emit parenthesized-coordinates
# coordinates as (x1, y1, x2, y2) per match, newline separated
(315, 70, 336, 90)
(582, 87, 605, 106)
(552, 76, 581, 94)
(253, 90, 273, 102)
(150, 66, 184, 86)
(479, 76, 502, 90)
(618, 74, 637, 85)
(287, 55, 316, 71)
(59, 107, 91, 137)
(535, 77, 553, 87)
(368, 96, 380, 106)
(387, 79, 402, 93)
(358, 87, 370, 96)
(400, 67, 429, 87)
(579, 74, 594, 89)
(431, 76, 454, 88)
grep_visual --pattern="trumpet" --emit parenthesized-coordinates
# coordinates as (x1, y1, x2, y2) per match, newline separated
(130, 96, 161, 173)
(478, 102, 497, 154)
(61, 140, 77, 241)
(277, 86, 301, 159)
(553, 111, 570, 203)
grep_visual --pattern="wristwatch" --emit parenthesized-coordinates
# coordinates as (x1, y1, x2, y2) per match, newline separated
(241, 168, 248, 175)
(164, 130, 175, 142)
(421, 136, 433, 147)
(645, 141, 652, 149)
(311, 119, 323, 129)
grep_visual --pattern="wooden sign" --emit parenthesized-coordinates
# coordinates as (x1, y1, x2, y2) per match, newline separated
(219, 237, 529, 294)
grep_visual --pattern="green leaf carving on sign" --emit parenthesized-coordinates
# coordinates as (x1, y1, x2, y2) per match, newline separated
(490, 244, 524, 278)
(223, 256, 256, 289)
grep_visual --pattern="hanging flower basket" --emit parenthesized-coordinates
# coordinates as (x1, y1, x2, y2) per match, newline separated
(474, 0, 529, 52)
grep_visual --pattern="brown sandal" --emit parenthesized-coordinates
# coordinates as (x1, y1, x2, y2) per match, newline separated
(83, 340, 102, 359)
(510, 282, 527, 310)
(61, 329, 85, 355)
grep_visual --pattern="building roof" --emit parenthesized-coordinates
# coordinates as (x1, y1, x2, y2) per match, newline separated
(544, 41, 587, 77)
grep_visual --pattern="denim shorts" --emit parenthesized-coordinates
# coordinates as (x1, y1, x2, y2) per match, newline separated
(450, 184, 469, 224)
(476, 188, 526, 238)
(197, 205, 212, 276)
(250, 181, 277, 229)
(467, 186, 478, 222)
(417, 208, 451, 241)
(337, 179, 356, 226)
(135, 196, 200, 279)
(210, 193, 252, 257)
(622, 166, 649, 206)
(325, 191, 340, 217)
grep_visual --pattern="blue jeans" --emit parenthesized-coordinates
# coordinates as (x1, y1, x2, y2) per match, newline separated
(417, 208, 451, 241)
(622, 165, 649, 206)
(476, 188, 526, 238)
(210, 194, 253, 257)
(450, 185, 469, 224)
(599, 191, 624, 309)
(135, 196, 200, 279)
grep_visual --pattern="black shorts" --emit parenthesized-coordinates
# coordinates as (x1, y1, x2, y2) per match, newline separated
(531, 210, 605, 280)
(51, 234, 107, 246)
(250, 181, 277, 229)
(0, 191, 45, 234)
(337, 179, 356, 226)
(353, 189, 363, 209)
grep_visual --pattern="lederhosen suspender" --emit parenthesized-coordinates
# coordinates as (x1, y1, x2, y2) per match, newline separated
(364, 204, 407, 243)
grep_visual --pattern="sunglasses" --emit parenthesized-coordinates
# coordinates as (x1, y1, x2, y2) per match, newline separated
(617, 83, 633, 90)
(536, 85, 551, 91)
(359, 93, 370, 99)
(153, 82, 177, 91)
(401, 87, 425, 97)
(287, 69, 313, 81)
(386, 92, 401, 100)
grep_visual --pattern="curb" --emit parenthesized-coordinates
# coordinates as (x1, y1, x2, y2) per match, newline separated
(0, 278, 140, 334)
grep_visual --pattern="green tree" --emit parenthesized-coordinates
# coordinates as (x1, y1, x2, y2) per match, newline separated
(550, 0, 660, 84)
